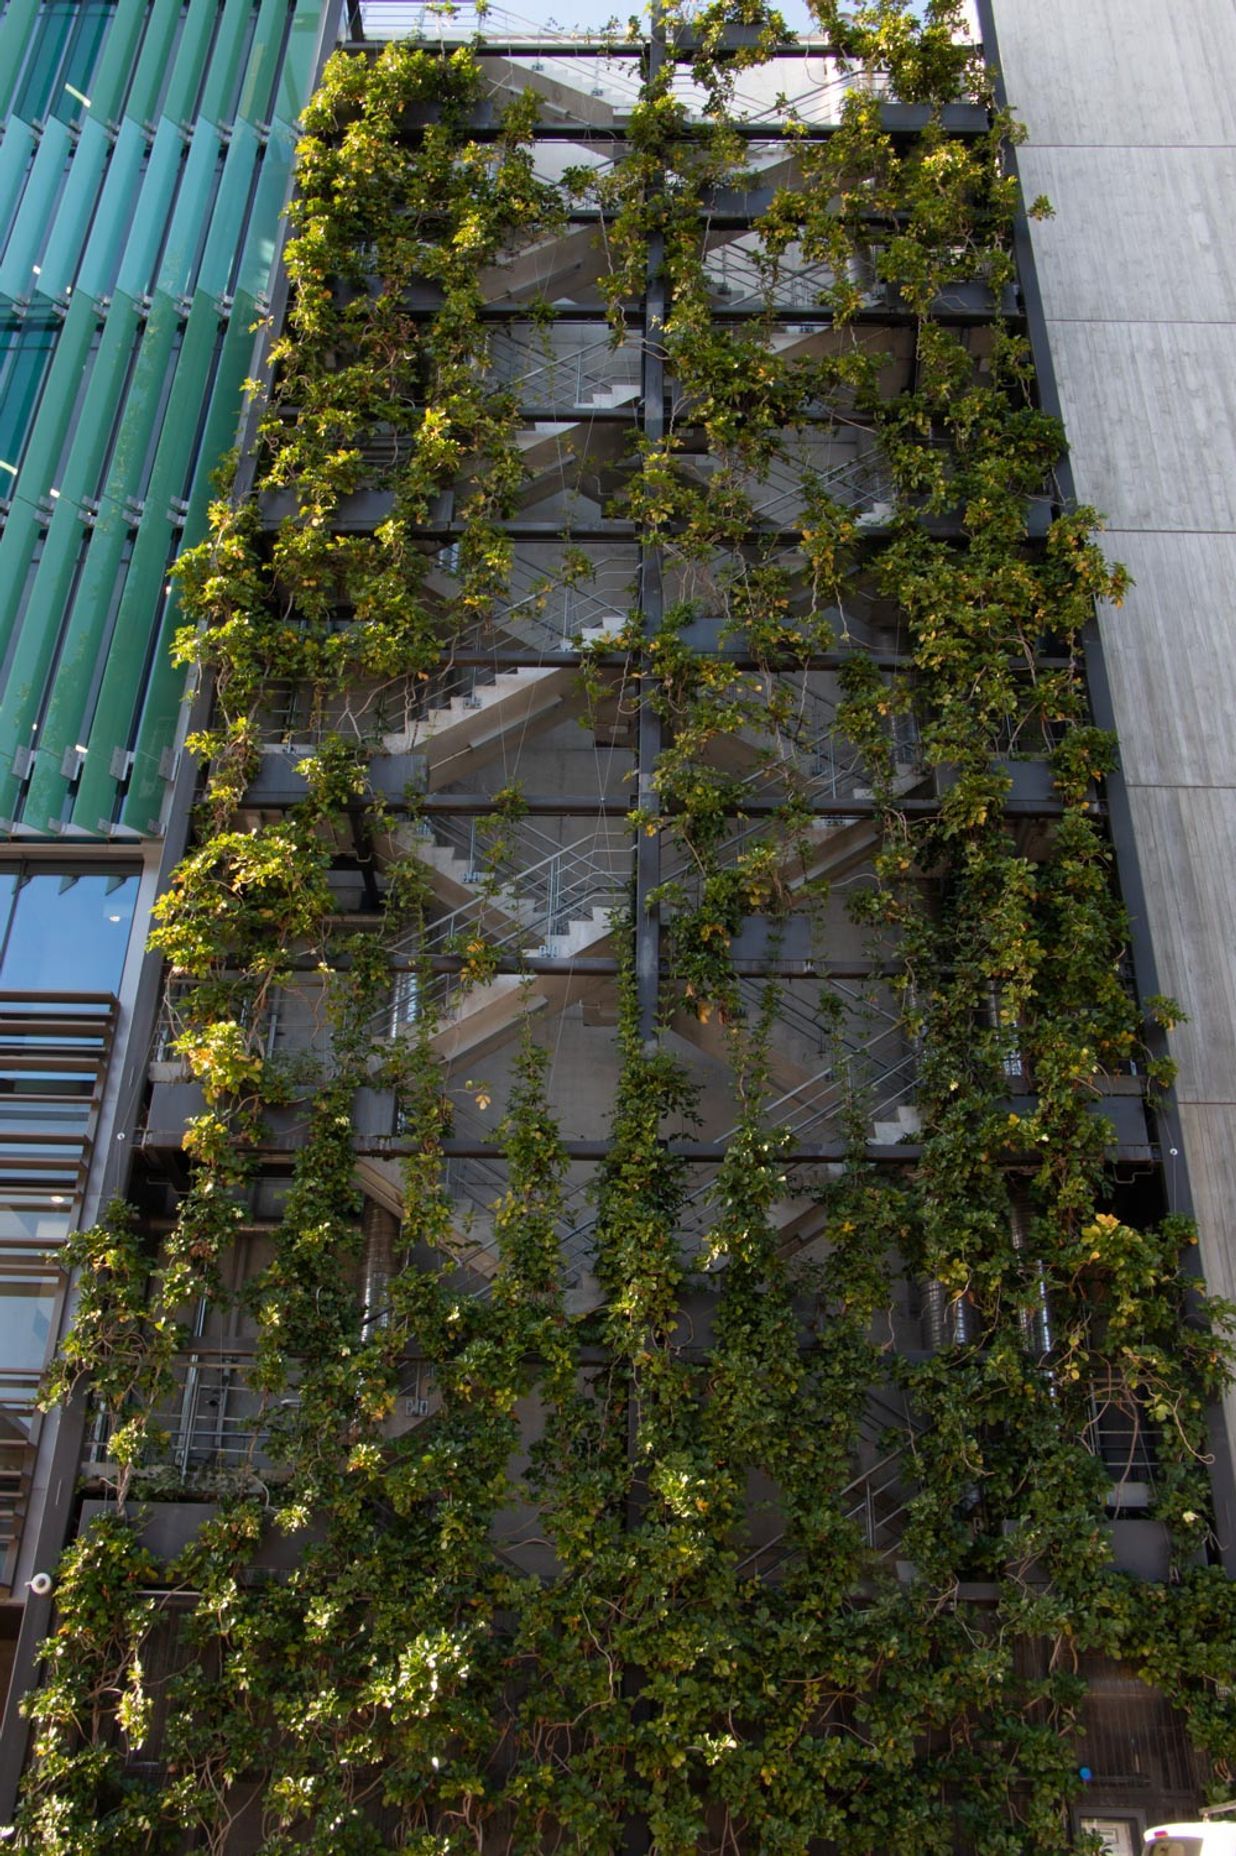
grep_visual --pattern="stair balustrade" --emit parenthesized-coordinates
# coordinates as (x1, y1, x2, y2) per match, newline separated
(486, 328, 641, 411)
(738, 1383, 925, 1574)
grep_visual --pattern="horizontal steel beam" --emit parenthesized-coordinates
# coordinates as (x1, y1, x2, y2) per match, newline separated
(413, 955, 891, 978)
(404, 649, 1071, 673)
(350, 36, 851, 59)
(395, 302, 1019, 328)
(258, 511, 1054, 545)
(140, 1133, 1157, 1170)
(243, 953, 902, 978)
(240, 790, 1091, 821)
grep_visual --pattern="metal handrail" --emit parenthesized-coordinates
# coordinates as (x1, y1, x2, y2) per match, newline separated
(1084, 1381, 1158, 1486)
(401, 781, 894, 1051)
(413, 766, 867, 988)
(418, 592, 627, 713)
(491, 558, 631, 644)
(379, 827, 630, 1040)
(733, 1444, 912, 1578)
(488, 329, 640, 408)
(736, 972, 905, 1053)
(670, 1055, 919, 1252)
(704, 237, 881, 313)
(462, 1050, 921, 1291)
(417, 824, 630, 944)
(445, 1055, 886, 1300)
(679, 447, 888, 518)
(559, 1050, 897, 1274)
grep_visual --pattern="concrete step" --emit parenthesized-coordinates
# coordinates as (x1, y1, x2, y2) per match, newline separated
(429, 909, 616, 1060)
(669, 1003, 821, 1094)
(515, 418, 630, 497)
(871, 1103, 921, 1145)
(431, 977, 548, 1063)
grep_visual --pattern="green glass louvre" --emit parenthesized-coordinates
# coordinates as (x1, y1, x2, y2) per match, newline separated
(0, 316, 57, 478)
(11, 0, 113, 127)
(0, 0, 336, 839)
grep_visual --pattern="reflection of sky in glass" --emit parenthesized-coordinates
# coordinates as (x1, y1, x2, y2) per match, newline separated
(0, 873, 138, 995)
(0, 1210, 71, 1244)
(0, 1278, 56, 1375)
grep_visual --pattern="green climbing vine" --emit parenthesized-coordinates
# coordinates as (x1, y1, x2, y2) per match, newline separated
(14, 2, 1236, 1852)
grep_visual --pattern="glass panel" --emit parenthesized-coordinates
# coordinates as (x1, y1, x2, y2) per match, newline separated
(0, 1073, 92, 1138)
(12, 3, 75, 119)
(0, 870, 137, 993)
(0, 1208, 70, 1245)
(1081, 1823, 1139, 1856)
(0, 1275, 57, 1373)
(56, 1, 113, 122)
(14, 0, 115, 125)
(0, 318, 58, 476)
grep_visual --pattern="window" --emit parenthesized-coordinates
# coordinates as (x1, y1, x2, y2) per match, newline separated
(0, 1272, 57, 1375)
(1078, 1821, 1141, 1856)
(0, 1208, 70, 1247)
(12, 0, 115, 126)
(0, 866, 138, 995)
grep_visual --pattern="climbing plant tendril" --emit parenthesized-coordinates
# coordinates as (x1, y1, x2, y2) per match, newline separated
(14, 3, 1236, 1852)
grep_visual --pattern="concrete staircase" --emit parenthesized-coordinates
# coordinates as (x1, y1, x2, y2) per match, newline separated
(679, 445, 895, 534)
(400, 755, 930, 1070)
(379, 613, 622, 790)
(380, 811, 629, 1062)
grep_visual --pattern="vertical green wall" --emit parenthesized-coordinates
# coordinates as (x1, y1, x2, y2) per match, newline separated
(0, 0, 327, 839)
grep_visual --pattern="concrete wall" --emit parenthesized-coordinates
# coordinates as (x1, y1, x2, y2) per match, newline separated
(989, 0, 1236, 1531)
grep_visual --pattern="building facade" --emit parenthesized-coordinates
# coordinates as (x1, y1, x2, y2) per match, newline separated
(0, 0, 337, 1814)
(1, 1, 1234, 1849)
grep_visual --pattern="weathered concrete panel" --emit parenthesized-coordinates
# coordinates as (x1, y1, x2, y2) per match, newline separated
(1096, 533, 1236, 789)
(1125, 786, 1236, 1108)
(1177, 1105, 1236, 1297)
(1045, 318, 1236, 530)
(992, 0, 1236, 147)
(1018, 147, 1236, 325)
(997, 0, 1236, 1535)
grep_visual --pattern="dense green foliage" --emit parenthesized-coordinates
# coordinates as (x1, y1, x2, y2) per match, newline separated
(15, 2, 1236, 1851)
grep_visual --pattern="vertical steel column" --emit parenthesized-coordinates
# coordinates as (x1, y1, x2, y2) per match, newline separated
(633, 13, 666, 1045)
(625, 37, 663, 1855)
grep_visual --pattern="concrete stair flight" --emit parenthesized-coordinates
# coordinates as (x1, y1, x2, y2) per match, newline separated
(378, 813, 629, 1061)
(380, 612, 623, 789)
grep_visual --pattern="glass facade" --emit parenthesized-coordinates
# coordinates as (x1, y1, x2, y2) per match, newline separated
(0, 0, 327, 839)
(0, 864, 138, 1581)
(0, 1275, 54, 1375)
(0, 866, 138, 994)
